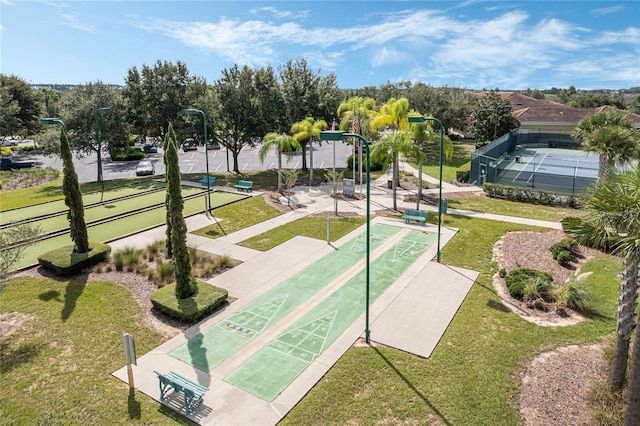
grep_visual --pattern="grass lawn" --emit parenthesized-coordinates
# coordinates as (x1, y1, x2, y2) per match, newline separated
(0, 277, 193, 425)
(238, 216, 367, 251)
(191, 195, 282, 239)
(280, 214, 620, 425)
(409, 143, 473, 183)
(447, 194, 579, 222)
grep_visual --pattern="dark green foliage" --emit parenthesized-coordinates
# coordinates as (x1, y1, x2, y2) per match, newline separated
(484, 182, 581, 208)
(164, 123, 194, 299)
(60, 128, 89, 253)
(504, 268, 553, 300)
(346, 153, 386, 172)
(150, 279, 228, 322)
(108, 147, 145, 161)
(561, 216, 582, 232)
(37, 242, 111, 276)
(163, 129, 173, 258)
(550, 238, 579, 264)
(456, 161, 471, 182)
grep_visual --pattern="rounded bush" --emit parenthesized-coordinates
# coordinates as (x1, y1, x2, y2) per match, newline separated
(556, 250, 572, 265)
(505, 268, 553, 300)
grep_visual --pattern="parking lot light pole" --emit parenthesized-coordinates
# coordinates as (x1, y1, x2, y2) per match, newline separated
(40, 117, 67, 133)
(96, 107, 111, 199)
(321, 130, 373, 344)
(408, 115, 444, 263)
(185, 108, 211, 211)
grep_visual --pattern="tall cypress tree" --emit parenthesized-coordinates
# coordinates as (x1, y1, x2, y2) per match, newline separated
(60, 128, 89, 253)
(163, 130, 173, 258)
(165, 123, 194, 299)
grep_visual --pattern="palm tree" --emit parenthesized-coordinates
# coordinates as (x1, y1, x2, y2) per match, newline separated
(291, 117, 328, 185)
(572, 111, 639, 180)
(337, 97, 377, 184)
(405, 118, 453, 210)
(258, 132, 300, 193)
(370, 131, 408, 211)
(564, 166, 640, 392)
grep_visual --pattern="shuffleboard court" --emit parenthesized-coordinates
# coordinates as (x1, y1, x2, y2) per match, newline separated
(12, 191, 246, 270)
(0, 180, 168, 224)
(169, 223, 403, 372)
(224, 229, 437, 401)
(7, 186, 205, 235)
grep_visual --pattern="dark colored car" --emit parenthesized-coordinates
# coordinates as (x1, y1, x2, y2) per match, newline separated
(135, 160, 155, 176)
(143, 143, 158, 153)
(183, 138, 198, 151)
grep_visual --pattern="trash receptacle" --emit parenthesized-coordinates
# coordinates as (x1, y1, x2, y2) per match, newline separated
(439, 199, 448, 215)
(387, 180, 393, 189)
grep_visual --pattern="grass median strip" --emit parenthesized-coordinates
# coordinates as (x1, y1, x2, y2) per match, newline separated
(169, 223, 402, 371)
(224, 229, 437, 401)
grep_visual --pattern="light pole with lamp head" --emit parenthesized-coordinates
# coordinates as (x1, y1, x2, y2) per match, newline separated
(320, 130, 373, 344)
(408, 115, 444, 263)
(41, 117, 67, 133)
(185, 108, 211, 211)
(96, 107, 110, 200)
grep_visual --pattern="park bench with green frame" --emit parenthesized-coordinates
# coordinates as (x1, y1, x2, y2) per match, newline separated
(235, 180, 253, 192)
(402, 208, 428, 225)
(199, 175, 216, 186)
(153, 370, 208, 416)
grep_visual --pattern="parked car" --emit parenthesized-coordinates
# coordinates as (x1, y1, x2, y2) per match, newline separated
(183, 138, 198, 151)
(206, 140, 221, 150)
(0, 157, 35, 170)
(0, 138, 19, 147)
(135, 160, 155, 176)
(143, 143, 158, 153)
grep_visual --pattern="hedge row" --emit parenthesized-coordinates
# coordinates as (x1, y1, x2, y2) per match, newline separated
(483, 182, 581, 208)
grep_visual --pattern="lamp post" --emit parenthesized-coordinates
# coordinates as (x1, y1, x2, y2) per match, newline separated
(493, 105, 512, 139)
(474, 108, 494, 148)
(408, 115, 444, 263)
(96, 107, 110, 199)
(40, 117, 67, 133)
(185, 108, 211, 211)
(321, 130, 372, 344)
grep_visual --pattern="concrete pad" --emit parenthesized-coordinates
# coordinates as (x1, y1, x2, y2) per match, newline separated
(370, 262, 478, 358)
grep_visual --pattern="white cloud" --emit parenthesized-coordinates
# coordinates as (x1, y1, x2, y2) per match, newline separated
(249, 6, 310, 20)
(589, 5, 625, 16)
(43, 1, 69, 8)
(59, 14, 95, 33)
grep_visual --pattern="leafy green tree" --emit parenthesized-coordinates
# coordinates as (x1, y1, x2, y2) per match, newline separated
(406, 83, 474, 137)
(0, 223, 42, 281)
(572, 111, 639, 180)
(0, 74, 42, 137)
(337, 96, 377, 140)
(39, 87, 62, 117)
(164, 123, 194, 299)
(123, 60, 205, 141)
(291, 117, 328, 184)
(564, 166, 640, 392)
(472, 89, 519, 144)
(405, 118, 453, 209)
(60, 128, 89, 253)
(58, 82, 128, 180)
(213, 65, 266, 173)
(258, 132, 300, 192)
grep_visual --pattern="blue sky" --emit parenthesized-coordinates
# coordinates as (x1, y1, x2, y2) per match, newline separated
(1, 0, 639, 90)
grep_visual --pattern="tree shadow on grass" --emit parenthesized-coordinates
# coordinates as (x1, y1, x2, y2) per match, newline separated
(0, 341, 45, 374)
(373, 346, 453, 426)
(61, 276, 88, 321)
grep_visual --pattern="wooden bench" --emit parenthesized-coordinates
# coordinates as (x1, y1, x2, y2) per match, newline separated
(199, 175, 216, 186)
(234, 180, 253, 192)
(154, 370, 208, 416)
(402, 208, 428, 225)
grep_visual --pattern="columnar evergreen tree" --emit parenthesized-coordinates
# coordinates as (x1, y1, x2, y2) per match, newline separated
(163, 130, 173, 258)
(59, 128, 90, 253)
(164, 123, 194, 299)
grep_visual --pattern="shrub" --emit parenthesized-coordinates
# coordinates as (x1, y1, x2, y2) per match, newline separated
(346, 153, 386, 172)
(150, 279, 228, 322)
(456, 161, 471, 182)
(550, 238, 578, 264)
(483, 182, 581, 208)
(505, 268, 553, 300)
(499, 267, 507, 278)
(553, 278, 591, 312)
(37, 242, 111, 276)
(522, 276, 553, 309)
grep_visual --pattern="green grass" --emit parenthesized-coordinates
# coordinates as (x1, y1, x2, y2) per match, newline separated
(409, 143, 473, 183)
(446, 194, 579, 222)
(0, 276, 193, 425)
(238, 216, 367, 251)
(191, 195, 282, 239)
(280, 214, 621, 425)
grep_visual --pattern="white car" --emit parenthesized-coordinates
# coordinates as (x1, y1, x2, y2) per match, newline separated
(0, 138, 19, 147)
(135, 160, 155, 176)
